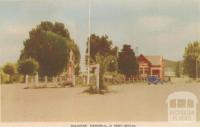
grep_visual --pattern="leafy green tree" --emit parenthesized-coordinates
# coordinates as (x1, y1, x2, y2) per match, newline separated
(86, 34, 118, 71)
(2, 63, 16, 83)
(107, 56, 118, 72)
(183, 41, 200, 78)
(175, 61, 181, 77)
(85, 34, 118, 91)
(20, 21, 80, 76)
(37, 21, 81, 67)
(18, 58, 39, 75)
(87, 34, 118, 59)
(30, 21, 70, 38)
(20, 31, 68, 76)
(95, 54, 116, 90)
(118, 44, 139, 79)
(0, 69, 9, 84)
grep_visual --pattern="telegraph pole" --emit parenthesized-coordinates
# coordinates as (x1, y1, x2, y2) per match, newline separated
(87, 0, 91, 85)
(135, 46, 139, 56)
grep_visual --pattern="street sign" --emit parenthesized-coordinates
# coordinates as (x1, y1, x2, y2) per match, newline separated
(90, 64, 100, 92)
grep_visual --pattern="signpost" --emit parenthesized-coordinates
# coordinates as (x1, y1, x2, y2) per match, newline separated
(90, 64, 100, 93)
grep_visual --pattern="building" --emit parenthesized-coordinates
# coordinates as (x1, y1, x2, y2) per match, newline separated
(137, 54, 164, 80)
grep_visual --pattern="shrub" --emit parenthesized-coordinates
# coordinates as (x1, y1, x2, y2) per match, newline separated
(2, 63, 17, 83)
(0, 70, 9, 84)
(18, 58, 39, 76)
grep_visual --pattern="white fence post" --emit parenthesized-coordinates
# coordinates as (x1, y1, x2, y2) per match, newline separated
(25, 75, 29, 88)
(96, 64, 100, 93)
(31, 76, 34, 87)
(73, 75, 75, 87)
(44, 76, 47, 87)
(35, 73, 39, 87)
(53, 76, 57, 86)
(44, 76, 47, 83)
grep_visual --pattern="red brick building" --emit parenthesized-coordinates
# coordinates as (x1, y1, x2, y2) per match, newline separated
(137, 54, 164, 80)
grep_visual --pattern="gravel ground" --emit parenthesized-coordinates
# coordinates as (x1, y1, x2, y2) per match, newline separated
(1, 79, 200, 122)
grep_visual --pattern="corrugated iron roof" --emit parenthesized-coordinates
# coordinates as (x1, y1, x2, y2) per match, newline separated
(145, 56, 162, 66)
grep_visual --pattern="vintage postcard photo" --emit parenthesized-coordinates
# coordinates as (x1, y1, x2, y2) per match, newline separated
(0, 0, 200, 126)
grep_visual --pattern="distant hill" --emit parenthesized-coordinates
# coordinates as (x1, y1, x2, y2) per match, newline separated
(164, 59, 183, 68)
(164, 59, 178, 69)
(164, 59, 178, 76)
(164, 59, 184, 76)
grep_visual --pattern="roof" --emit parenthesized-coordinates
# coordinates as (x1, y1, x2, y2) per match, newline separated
(137, 54, 151, 65)
(145, 56, 162, 66)
(166, 91, 198, 103)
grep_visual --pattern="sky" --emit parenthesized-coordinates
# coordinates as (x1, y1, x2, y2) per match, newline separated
(0, 0, 200, 69)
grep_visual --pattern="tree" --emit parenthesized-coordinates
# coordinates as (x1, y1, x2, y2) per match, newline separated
(19, 21, 80, 76)
(20, 31, 68, 76)
(175, 61, 181, 77)
(86, 34, 118, 71)
(18, 58, 39, 75)
(183, 41, 200, 78)
(118, 44, 139, 79)
(0, 69, 9, 84)
(107, 56, 118, 72)
(30, 21, 70, 39)
(95, 54, 116, 90)
(87, 34, 117, 60)
(37, 21, 81, 69)
(86, 34, 118, 91)
(2, 63, 16, 83)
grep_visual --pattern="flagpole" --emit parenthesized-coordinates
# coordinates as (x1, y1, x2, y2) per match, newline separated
(87, 0, 91, 85)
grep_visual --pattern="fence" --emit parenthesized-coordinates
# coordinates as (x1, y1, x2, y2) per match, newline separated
(25, 74, 75, 88)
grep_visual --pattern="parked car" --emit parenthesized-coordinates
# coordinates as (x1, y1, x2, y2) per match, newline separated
(147, 75, 164, 85)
